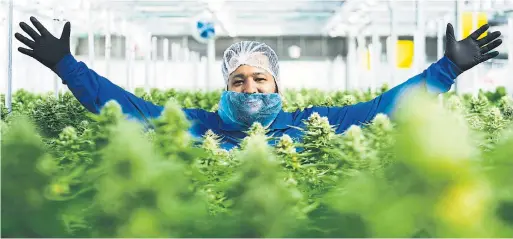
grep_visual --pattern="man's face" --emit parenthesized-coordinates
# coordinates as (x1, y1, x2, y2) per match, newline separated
(227, 65, 277, 94)
(226, 53, 277, 94)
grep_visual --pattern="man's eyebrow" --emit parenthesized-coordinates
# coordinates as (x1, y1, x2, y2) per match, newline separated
(231, 73, 245, 79)
(230, 72, 266, 80)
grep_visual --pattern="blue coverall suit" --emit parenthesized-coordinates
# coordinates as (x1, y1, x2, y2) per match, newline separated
(54, 54, 462, 150)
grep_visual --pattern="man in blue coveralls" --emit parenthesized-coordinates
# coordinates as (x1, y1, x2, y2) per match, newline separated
(15, 17, 503, 150)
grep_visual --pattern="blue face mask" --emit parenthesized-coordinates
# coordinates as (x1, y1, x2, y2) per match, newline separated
(217, 91, 283, 130)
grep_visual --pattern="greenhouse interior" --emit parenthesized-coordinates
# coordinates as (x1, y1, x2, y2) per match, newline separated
(1, 0, 512, 97)
(2, 0, 513, 238)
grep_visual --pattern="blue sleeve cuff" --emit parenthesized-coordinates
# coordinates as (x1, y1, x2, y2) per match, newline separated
(425, 56, 464, 93)
(55, 53, 79, 83)
(438, 56, 463, 78)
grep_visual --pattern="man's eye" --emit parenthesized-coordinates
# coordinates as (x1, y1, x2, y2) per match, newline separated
(233, 80, 243, 85)
(256, 78, 266, 82)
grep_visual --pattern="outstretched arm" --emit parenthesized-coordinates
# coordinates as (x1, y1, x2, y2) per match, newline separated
(55, 54, 164, 124)
(311, 56, 459, 134)
(14, 17, 164, 125)
(331, 56, 460, 131)
(321, 23, 502, 134)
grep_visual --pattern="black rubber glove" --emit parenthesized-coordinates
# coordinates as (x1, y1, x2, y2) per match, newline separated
(445, 23, 502, 72)
(14, 16, 71, 73)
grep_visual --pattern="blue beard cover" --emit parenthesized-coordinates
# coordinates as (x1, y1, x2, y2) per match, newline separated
(217, 91, 282, 130)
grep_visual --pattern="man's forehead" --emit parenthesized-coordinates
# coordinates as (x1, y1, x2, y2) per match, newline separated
(230, 65, 271, 77)
(251, 52, 271, 65)
(229, 53, 272, 76)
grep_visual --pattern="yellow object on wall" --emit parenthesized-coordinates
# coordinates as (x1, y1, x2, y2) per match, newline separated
(462, 12, 488, 39)
(396, 40, 414, 69)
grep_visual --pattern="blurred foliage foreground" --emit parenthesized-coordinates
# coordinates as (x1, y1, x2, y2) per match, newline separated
(2, 86, 513, 237)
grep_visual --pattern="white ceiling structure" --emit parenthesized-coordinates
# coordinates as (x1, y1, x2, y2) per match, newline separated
(6, 0, 513, 38)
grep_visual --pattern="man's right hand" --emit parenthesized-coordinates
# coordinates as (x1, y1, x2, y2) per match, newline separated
(14, 16, 71, 72)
